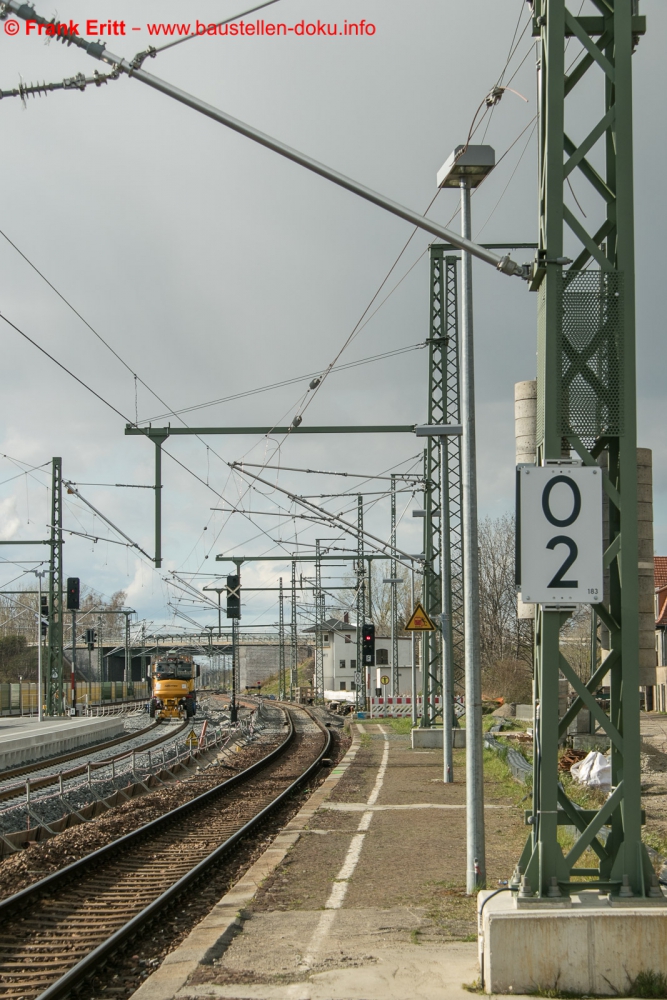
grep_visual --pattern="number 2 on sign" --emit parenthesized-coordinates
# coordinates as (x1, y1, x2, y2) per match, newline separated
(543, 477, 581, 589)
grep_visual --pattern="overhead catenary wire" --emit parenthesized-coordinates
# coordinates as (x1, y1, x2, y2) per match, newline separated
(2, 8, 539, 624)
(144, 0, 285, 57)
(0, 312, 130, 423)
(140, 342, 426, 424)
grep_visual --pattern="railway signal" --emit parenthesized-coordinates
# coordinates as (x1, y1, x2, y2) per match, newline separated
(66, 577, 80, 611)
(226, 575, 241, 619)
(85, 628, 96, 650)
(362, 623, 375, 666)
(40, 595, 49, 637)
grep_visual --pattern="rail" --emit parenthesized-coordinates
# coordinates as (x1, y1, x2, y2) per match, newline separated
(0, 705, 331, 1000)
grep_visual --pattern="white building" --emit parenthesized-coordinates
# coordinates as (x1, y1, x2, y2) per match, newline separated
(304, 616, 420, 700)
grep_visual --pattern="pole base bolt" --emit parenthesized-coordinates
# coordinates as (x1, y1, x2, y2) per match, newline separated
(518, 875, 534, 899)
(547, 876, 562, 898)
(649, 874, 663, 899)
(619, 874, 634, 898)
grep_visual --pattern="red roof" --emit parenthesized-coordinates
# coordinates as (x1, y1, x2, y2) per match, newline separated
(656, 557, 667, 590)
(658, 585, 667, 628)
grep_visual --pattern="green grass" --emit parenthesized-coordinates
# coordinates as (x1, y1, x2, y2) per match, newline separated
(643, 830, 667, 860)
(559, 771, 607, 811)
(628, 971, 667, 998)
(483, 746, 531, 804)
(530, 989, 590, 999)
(522, 970, 667, 999)
(382, 717, 413, 735)
(254, 661, 314, 697)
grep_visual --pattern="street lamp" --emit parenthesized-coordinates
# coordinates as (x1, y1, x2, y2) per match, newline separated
(436, 145, 495, 892)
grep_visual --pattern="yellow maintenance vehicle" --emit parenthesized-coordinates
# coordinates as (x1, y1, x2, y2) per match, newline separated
(149, 652, 197, 719)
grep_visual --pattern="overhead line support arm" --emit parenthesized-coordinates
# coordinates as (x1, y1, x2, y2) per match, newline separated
(5, 0, 528, 278)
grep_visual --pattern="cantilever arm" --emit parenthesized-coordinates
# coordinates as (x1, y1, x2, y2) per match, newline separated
(5, 0, 528, 278)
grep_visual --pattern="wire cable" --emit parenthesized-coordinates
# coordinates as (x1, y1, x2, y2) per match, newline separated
(0, 312, 130, 423)
(139, 342, 426, 424)
(145, 0, 284, 56)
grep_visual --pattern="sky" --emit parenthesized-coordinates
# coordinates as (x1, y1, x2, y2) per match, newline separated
(0, 0, 664, 634)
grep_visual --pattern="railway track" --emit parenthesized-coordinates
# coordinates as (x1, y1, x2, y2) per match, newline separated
(0, 722, 189, 805)
(0, 704, 330, 1000)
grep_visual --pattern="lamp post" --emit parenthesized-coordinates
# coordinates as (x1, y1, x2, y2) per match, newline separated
(436, 145, 495, 891)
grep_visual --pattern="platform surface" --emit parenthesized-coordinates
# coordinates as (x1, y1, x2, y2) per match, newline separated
(0, 715, 124, 769)
(132, 721, 532, 1000)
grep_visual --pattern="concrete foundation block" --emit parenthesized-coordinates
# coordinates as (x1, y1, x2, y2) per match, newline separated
(411, 727, 466, 749)
(479, 890, 667, 995)
(572, 734, 610, 752)
(514, 704, 533, 721)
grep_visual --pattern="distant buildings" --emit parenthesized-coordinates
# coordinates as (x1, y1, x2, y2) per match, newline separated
(303, 614, 420, 699)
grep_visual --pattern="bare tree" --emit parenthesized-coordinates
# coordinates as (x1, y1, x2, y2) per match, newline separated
(339, 561, 422, 636)
(478, 514, 533, 703)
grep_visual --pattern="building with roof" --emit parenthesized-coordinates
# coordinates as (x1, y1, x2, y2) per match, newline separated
(655, 557, 667, 707)
(303, 614, 420, 700)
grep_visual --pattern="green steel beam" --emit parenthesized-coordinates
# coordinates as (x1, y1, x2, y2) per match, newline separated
(0, 540, 51, 545)
(125, 425, 415, 436)
(517, 0, 651, 901)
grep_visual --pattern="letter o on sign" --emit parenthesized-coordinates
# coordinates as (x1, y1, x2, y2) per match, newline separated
(541, 475, 581, 527)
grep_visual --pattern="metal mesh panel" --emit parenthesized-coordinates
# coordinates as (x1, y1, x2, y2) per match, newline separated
(558, 270, 624, 442)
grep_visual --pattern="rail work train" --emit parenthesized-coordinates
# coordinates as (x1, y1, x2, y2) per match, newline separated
(149, 653, 197, 719)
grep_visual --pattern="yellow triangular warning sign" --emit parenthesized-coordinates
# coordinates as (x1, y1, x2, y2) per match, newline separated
(185, 728, 198, 747)
(405, 602, 437, 631)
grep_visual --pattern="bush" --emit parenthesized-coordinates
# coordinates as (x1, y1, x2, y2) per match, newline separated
(483, 657, 532, 705)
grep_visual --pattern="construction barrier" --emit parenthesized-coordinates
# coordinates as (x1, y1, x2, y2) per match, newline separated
(368, 695, 465, 718)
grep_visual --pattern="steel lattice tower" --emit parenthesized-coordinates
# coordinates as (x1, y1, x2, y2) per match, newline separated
(278, 577, 286, 700)
(47, 457, 63, 715)
(290, 560, 298, 700)
(390, 476, 400, 696)
(421, 251, 463, 725)
(516, 0, 651, 899)
(355, 496, 366, 711)
(314, 541, 325, 704)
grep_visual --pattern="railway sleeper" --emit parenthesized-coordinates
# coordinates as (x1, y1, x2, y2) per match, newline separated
(0, 745, 216, 858)
(0, 707, 330, 1000)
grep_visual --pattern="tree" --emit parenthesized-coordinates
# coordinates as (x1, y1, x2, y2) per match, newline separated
(339, 561, 421, 636)
(478, 514, 533, 703)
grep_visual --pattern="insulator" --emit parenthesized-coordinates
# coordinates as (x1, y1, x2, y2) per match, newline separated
(308, 377, 321, 390)
(291, 415, 303, 429)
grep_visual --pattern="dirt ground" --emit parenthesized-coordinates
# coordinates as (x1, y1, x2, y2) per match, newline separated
(218, 724, 528, 953)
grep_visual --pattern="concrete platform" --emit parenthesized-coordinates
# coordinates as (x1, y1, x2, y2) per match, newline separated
(411, 726, 466, 749)
(0, 716, 124, 770)
(479, 888, 667, 995)
(130, 721, 528, 1000)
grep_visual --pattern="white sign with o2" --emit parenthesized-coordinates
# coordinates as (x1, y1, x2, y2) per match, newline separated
(519, 466, 603, 605)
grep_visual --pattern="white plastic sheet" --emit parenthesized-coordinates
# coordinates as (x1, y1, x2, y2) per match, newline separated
(570, 750, 611, 789)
